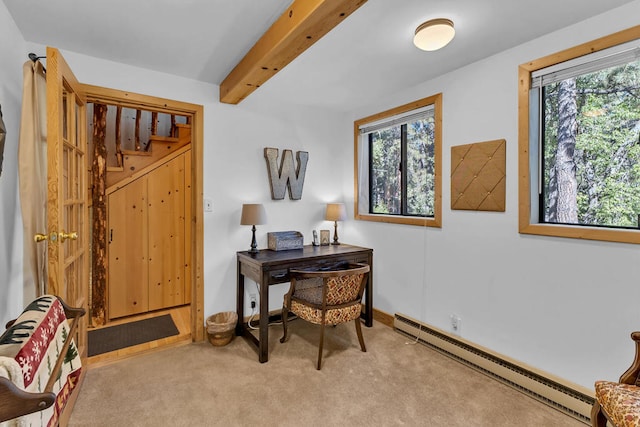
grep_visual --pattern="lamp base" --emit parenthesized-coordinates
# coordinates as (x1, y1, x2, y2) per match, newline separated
(248, 225, 259, 254)
(332, 221, 341, 245)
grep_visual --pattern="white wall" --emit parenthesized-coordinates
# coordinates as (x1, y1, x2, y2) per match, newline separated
(0, 1, 26, 325)
(1, 1, 638, 393)
(349, 1, 640, 389)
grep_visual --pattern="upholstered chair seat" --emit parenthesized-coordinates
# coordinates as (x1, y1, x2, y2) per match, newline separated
(593, 381, 640, 427)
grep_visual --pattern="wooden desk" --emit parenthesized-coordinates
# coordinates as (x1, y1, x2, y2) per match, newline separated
(236, 244, 373, 363)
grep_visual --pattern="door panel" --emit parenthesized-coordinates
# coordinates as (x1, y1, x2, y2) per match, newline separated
(148, 155, 186, 310)
(184, 150, 192, 304)
(108, 178, 149, 319)
(46, 47, 89, 357)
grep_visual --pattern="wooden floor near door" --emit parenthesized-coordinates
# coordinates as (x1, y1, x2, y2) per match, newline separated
(87, 305, 192, 367)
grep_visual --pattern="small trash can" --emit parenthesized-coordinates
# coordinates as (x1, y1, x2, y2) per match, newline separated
(206, 312, 237, 346)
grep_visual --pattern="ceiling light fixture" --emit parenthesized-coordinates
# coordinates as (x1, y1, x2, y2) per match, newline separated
(413, 18, 455, 51)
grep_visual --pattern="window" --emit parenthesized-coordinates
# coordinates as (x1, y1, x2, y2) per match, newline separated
(355, 94, 441, 226)
(519, 27, 640, 243)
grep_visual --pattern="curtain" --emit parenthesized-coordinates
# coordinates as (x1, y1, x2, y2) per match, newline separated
(0, 104, 5, 176)
(18, 60, 47, 301)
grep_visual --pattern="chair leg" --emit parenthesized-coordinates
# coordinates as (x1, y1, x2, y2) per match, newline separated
(317, 323, 326, 370)
(354, 318, 366, 352)
(280, 306, 289, 343)
(590, 400, 607, 427)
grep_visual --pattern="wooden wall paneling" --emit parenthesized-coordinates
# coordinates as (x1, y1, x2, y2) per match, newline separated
(108, 177, 149, 318)
(147, 154, 186, 310)
(184, 150, 192, 304)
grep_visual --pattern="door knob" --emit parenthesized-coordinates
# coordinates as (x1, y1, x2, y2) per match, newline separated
(34, 233, 48, 243)
(58, 231, 78, 243)
(34, 232, 58, 243)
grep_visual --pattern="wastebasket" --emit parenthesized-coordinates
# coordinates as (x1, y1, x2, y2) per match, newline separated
(206, 311, 237, 346)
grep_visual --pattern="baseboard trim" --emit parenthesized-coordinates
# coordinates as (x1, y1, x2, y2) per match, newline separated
(394, 313, 593, 424)
(372, 307, 394, 328)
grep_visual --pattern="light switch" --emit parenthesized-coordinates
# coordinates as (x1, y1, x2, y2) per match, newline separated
(204, 198, 213, 212)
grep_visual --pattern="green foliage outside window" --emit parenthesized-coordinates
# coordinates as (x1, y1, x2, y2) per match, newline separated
(369, 116, 435, 217)
(542, 59, 640, 228)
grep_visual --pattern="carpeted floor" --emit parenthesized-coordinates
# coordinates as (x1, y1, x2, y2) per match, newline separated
(69, 320, 585, 426)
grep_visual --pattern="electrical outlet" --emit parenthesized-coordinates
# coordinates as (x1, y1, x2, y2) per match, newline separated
(250, 294, 257, 309)
(450, 314, 461, 335)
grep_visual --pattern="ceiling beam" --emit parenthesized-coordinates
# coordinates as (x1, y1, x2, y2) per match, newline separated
(219, 0, 367, 105)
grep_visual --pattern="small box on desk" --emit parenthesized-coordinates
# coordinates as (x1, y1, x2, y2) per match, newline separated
(267, 231, 303, 251)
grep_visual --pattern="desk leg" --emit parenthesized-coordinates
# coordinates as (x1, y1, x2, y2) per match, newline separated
(236, 260, 245, 336)
(365, 253, 373, 327)
(258, 272, 270, 363)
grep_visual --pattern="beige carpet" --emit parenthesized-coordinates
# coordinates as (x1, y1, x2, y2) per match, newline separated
(69, 320, 585, 426)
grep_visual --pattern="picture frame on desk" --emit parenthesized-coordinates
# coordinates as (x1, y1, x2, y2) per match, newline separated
(320, 230, 330, 245)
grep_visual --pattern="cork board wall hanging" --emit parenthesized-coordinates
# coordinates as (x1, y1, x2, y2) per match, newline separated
(451, 139, 506, 211)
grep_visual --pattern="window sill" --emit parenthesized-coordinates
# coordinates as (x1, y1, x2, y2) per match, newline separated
(519, 222, 640, 244)
(355, 213, 441, 228)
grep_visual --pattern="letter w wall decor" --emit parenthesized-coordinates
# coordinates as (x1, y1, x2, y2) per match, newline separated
(264, 147, 308, 200)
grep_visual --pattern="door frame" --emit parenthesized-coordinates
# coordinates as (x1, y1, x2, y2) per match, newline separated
(82, 84, 205, 341)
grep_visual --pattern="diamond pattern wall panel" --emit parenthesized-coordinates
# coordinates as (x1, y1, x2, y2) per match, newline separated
(451, 139, 506, 211)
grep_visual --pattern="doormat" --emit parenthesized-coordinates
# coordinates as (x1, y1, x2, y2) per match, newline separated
(88, 314, 179, 357)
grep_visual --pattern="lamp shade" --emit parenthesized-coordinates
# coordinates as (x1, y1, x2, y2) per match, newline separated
(413, 18, 455, 51)
(240, 203, 267, 225)
(325, 203, 347, 222)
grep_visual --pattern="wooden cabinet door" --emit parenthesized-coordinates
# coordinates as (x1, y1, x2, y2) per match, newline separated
(147, 155, 186, 310)
(108, 178, 149, 319)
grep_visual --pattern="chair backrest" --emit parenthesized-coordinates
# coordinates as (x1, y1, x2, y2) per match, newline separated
(290, 263, 370, 308)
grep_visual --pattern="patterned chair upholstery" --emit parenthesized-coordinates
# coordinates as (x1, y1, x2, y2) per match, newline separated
(592, 332, 640, 426)
(280, 262, 370, 370)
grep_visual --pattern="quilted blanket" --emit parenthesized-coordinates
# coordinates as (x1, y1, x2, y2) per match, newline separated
(0, 295, 82, 427)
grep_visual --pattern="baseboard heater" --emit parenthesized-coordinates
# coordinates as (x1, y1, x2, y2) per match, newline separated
(394, 313, 594, 424)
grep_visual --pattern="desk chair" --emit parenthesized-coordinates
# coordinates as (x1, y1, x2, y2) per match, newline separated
(280, 263, 370, 370)
(592, 332, 640, 426)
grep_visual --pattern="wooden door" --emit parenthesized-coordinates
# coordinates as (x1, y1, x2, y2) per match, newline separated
(108, 178, 149, 319)
(45, 47, 89, 357)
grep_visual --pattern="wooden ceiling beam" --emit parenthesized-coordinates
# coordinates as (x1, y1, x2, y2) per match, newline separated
(219, 0, 367, 105)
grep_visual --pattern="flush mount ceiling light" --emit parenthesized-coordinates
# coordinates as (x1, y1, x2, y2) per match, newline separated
(413, 18, 455, 51)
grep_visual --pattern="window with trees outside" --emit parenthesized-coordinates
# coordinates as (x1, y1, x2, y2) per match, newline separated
(354, 94, 441, 227)
(519, 28, 640, 244)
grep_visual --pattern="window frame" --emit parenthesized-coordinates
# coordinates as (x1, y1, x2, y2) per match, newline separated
(354, 93, 442, 227)
(518, 25, 640, 244)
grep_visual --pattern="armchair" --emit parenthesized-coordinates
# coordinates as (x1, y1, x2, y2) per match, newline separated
(592, 332, 640, 426)
(280, 262, 370, 370)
